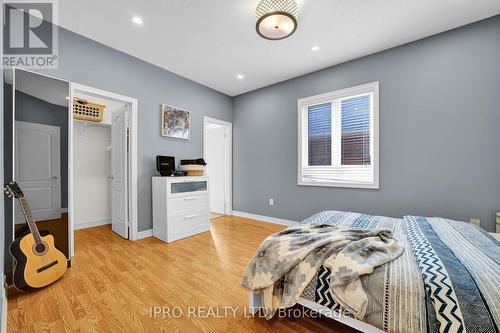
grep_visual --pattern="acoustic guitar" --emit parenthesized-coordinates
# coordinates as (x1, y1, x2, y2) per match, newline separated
(4, 181, 67, 291)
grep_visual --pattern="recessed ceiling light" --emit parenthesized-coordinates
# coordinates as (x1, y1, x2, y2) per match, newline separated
(237, 74, 245, 80)
(131, 16, 143, 25)
(311, 46, 320, 51)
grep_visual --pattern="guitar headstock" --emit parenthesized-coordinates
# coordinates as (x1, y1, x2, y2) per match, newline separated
(4, 181, 24, 199)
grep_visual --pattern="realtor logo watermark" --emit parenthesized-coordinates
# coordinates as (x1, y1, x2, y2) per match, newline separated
(3, 0, 58, 69)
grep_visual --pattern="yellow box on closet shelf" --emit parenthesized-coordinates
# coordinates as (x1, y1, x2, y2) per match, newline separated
(73, 98, 105, 122)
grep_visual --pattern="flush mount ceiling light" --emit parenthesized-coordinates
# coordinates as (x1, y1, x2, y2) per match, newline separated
(256, 0, 298, 40)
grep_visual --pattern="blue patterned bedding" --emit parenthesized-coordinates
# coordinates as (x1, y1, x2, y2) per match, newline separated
(300, 211, 500, 333)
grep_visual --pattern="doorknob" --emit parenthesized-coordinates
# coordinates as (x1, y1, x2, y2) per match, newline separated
(51, 176, 59, 179)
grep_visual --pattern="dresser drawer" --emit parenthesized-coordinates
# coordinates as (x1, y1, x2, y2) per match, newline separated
(168, 213, 209, 242)
(167, 179, 208, 198)
(167, 195, 209, 219)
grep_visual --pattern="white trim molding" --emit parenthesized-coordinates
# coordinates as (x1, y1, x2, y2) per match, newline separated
(74, 219, 111, 230)
(232, 211, 298, 227)
(137, 229, 153, 239)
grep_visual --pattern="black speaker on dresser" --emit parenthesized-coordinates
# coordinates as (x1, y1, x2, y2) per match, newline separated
(156, 156, 176, 176)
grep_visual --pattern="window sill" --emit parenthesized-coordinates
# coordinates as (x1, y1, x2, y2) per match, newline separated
(298, 179, 379, 189)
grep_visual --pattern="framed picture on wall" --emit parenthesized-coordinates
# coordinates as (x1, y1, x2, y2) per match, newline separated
(160, 104, 191, 140)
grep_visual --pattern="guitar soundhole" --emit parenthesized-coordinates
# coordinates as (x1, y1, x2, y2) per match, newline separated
(33, 242, 48, 256)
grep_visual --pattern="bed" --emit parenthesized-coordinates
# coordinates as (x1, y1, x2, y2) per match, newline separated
(247, 211, 500, 333)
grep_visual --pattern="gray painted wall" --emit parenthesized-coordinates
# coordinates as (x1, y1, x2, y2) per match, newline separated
(232, 15, 500, 232)
(31, 27, 233, 232)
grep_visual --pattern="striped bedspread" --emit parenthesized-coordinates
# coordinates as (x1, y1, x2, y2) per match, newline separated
(300, 211, 500, 333)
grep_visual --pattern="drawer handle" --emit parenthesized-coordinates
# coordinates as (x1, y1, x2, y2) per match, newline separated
(184, 214, 198, 220)
(184, 197, 197, 201)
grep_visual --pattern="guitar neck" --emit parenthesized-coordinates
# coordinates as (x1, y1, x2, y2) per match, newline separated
(18, 197, 42, 245)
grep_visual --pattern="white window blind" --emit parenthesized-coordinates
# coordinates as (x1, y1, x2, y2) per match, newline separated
(308, 102, 331, 166)
(341, 95, 371, 166)
(298, 82, 379, 188)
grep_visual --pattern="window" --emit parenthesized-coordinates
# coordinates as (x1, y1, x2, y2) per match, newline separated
(298, 82, 379, 188)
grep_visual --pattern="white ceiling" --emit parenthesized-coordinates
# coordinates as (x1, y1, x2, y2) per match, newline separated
(57, 0, 500, 96)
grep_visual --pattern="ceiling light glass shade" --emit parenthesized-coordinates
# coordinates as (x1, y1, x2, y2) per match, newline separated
(256, 0, 298, 40)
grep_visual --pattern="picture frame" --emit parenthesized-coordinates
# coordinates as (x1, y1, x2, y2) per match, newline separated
(160, 104, 191, 140)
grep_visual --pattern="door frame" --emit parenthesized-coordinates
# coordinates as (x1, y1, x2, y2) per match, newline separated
(203, 116, 232, 216)
(70, 83, 139, 257)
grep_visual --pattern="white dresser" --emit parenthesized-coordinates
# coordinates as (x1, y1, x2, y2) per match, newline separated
(152, 176, 210, 243)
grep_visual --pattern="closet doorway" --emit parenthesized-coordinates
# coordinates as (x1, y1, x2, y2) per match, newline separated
(70, 84, 138, 256)
(203, 117, 232, 218)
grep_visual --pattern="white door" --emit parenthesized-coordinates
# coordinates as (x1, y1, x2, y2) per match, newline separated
(15, 121, 61, 223)
(205, 124, 226, 215)
(111, 108, 128, 238)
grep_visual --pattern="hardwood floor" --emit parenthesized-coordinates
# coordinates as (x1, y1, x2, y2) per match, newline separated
(7, 216, 357, 333)
(210, 213, 225, 220)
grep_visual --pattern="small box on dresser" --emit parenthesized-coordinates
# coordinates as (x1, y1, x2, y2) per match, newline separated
(152, 176, 210, 243)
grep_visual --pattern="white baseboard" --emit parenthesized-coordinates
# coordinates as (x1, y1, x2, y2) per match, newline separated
(74, 219, 111, 230)
(232, 211, 298, 227)
(137, 229, 153, 239)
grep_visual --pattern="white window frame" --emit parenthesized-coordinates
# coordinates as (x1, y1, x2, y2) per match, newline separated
(297, 81, 379, 189)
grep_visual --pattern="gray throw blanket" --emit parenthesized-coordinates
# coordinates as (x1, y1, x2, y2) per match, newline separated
(242, 223, 403, 318)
